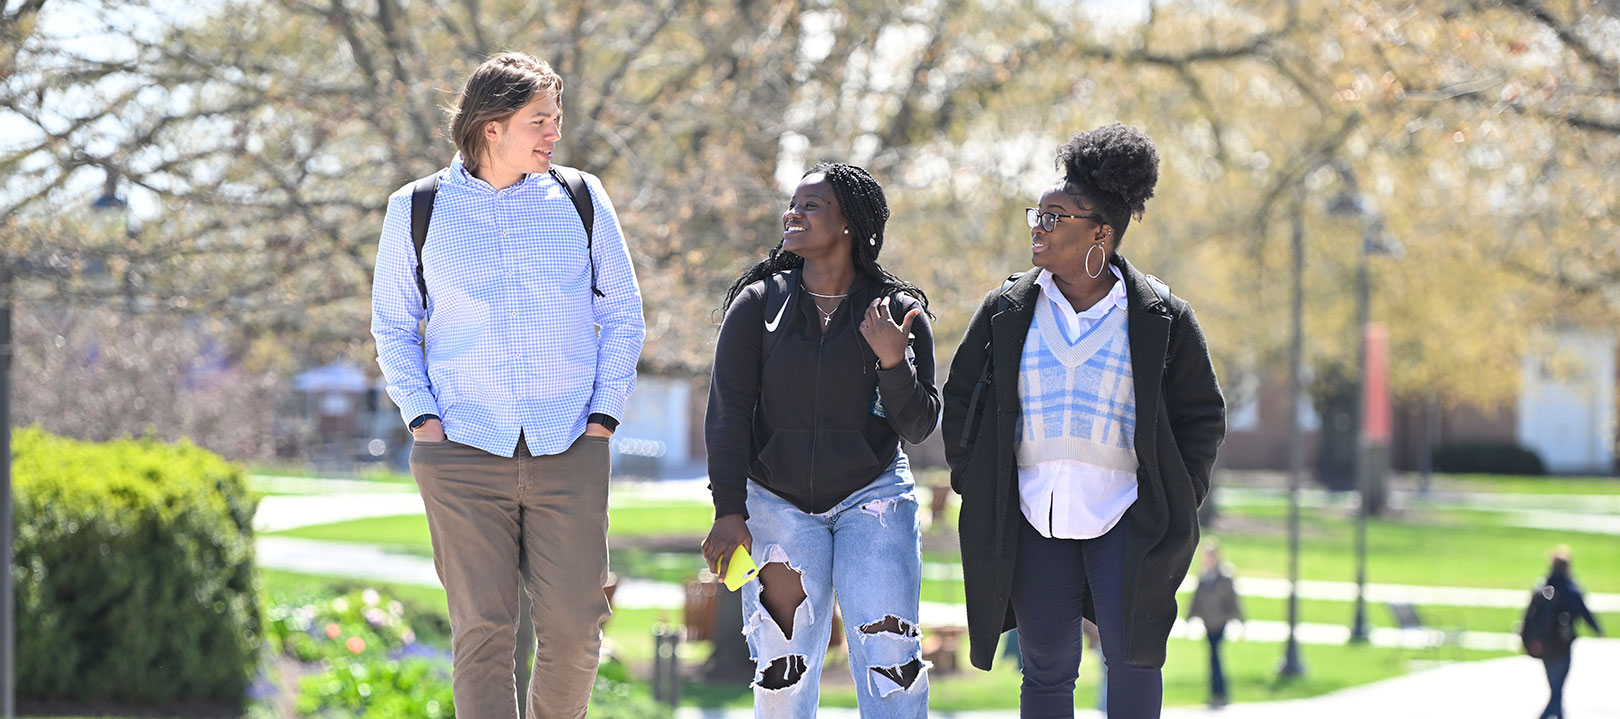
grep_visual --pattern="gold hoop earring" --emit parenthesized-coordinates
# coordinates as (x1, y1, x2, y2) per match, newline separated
(1085, 243, 1105, 279)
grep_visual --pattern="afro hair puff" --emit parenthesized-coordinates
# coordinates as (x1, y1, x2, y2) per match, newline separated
(1056, 122, 1160, 219)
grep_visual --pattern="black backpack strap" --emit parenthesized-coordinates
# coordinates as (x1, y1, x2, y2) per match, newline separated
(959, 274, 1021, 451)
(550, 165, 603, 297)
(1145, 273, 1172, 307)
(410, 173, 441, 310)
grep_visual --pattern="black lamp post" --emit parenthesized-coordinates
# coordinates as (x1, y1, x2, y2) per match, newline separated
(1278, 190, 1308, 679)
(1327, 162, 1400, 644)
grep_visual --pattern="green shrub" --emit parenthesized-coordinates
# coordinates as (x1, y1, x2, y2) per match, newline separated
(1432, 442, 1547, 475)
(13, 427, 260, 708)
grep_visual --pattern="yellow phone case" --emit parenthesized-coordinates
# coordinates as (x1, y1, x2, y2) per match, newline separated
(723, 545, 759, 591)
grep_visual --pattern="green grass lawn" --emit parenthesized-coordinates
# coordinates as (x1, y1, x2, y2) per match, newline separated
(1204, 593, 1619, 637)
(249, 462, 416, 483)
(268, 515, 435, 556)
(260, 568, 449, 613)
(609, 503, 715, 538)
(1203, 504, 1620, 593)
(1216, 500, 1613, 531)
(1445, 474, 1620, 496)
(268, 503, 714, 553)
(270, 490, 1620, 602)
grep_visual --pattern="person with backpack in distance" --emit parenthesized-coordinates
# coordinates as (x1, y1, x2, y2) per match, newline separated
(942, 123, 1225, 719)
(370, 52, 644, 719)
(1521, 545, 1604, 719)
(701, 162, 939, 718)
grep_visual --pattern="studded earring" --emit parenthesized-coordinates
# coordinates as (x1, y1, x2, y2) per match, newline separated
(869, 235, 876, 246)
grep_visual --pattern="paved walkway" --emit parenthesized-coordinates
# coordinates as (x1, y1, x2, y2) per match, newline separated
(670, 640, 1620, 718)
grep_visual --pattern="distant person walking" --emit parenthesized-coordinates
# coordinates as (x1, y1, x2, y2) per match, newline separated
(1187, 541, 1244, 708)
(1521, 546, 1604, 719)
(942, 123, 1226, 719)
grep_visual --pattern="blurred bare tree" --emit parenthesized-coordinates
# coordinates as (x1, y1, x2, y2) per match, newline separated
(2, 0, 1616, 456)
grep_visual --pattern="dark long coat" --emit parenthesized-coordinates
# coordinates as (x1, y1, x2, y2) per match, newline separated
(941, 254, 1226, 670)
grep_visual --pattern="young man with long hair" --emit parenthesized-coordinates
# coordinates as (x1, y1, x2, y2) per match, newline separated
(370, 52, 644, 719)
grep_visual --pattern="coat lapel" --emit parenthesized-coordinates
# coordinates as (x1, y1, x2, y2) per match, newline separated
(990, 271, 1041, 426)
(1118, 255, 1171, 474)
(990, 271, 1040, 528)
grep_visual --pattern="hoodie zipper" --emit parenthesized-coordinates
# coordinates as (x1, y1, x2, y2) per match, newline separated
(808, 332, 826, 511)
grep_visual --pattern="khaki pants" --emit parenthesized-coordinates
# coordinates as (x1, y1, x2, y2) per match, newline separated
(410, 433, 612, 719)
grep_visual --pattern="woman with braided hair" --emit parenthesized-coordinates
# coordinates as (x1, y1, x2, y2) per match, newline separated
(703, 162, 939, 717)
(943, 123, 1226, 718)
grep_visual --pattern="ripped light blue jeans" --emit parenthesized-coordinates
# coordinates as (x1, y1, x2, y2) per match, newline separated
(740, 452, 929, 718)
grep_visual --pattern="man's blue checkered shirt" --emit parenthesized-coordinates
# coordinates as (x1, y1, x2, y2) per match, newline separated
(371, 154, 645, 457)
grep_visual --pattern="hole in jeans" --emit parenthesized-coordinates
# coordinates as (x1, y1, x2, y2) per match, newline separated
(759, 654, 809, 690)
(859, 615, 920, 638)
(758, 561, 806, 640)
(871, 657, 925, 691)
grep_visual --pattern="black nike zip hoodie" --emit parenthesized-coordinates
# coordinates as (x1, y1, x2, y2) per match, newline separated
(705, 269, 941, 518)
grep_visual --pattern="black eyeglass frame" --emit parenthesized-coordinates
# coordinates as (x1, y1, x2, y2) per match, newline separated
(1026, 207, 1107, 232)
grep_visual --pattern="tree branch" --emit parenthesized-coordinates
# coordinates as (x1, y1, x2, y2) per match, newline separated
(1502, 0, 1620, 88)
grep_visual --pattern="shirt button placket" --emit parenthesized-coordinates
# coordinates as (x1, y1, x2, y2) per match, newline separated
(498, 195, 515, 331)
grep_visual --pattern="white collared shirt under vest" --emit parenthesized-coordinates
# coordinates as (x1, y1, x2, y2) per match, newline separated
(1015, 264, 1139, 539)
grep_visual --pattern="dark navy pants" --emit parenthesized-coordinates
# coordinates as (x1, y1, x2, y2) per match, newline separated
(1541, 653, 1571, 719)
(1010, 514, 1163, 719)
(1206, 626, 1227, 701)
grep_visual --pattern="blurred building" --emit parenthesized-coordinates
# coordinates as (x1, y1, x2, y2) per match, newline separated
(1221, 328, 1618, 477)
(291, 361, 400, 469)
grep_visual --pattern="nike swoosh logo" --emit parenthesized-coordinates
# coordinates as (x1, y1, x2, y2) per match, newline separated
(763, 296, 789, 333)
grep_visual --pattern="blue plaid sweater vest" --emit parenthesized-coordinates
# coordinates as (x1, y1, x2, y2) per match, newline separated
(1015, 299, 1139, 473)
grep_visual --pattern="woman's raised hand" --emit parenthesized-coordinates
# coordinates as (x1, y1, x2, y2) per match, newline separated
(860, 295, 920, 370)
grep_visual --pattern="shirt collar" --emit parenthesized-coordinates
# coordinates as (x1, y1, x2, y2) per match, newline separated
(1035, 264, 1127, 319)
(447, 153, 475, 184)
(445, 153, 551, 192)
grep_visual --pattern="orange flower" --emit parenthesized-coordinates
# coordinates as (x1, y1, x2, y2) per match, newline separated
(346, 636, 366, 654)
(324, 623, 341, 639)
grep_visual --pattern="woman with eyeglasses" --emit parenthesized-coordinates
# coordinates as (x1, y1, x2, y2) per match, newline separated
(702, 162, 939, 718)
(941, 123, 1226, 719)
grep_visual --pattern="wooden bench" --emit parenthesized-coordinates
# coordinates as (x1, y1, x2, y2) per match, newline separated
(1386, 601, 1464, 659)
(922, 625, 966, 674)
